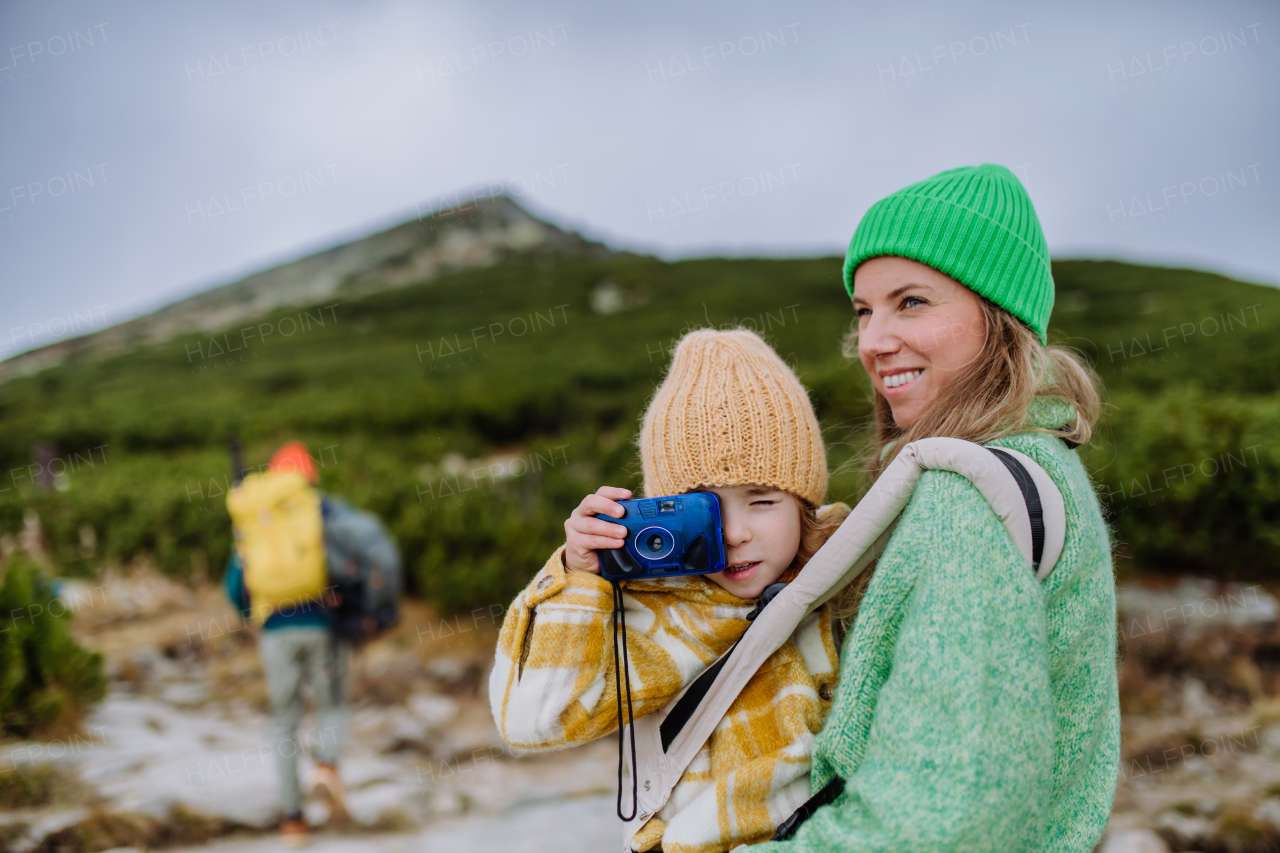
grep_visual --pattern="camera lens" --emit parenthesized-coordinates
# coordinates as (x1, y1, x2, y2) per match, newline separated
(635, 526, 674, 560)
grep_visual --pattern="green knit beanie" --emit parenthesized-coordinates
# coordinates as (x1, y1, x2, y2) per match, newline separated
(843, 164, 1053, 342)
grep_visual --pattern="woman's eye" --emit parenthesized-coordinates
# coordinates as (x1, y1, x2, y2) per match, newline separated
(902, 296, 926, 309)
(854, 306, 871, 318)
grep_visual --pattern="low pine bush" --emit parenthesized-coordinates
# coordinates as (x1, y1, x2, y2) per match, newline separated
(0, 556, 106, 737)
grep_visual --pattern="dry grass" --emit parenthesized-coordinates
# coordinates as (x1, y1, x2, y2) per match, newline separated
(27, 805, 253, 853)
(0, 764, 94, 810)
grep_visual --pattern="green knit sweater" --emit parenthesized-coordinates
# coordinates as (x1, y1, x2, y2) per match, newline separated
(758, 398, 1119, 853)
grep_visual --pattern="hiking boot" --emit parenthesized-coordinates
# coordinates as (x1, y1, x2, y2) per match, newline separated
(280, 815, 310, 848)
(312, 762, 349, 822)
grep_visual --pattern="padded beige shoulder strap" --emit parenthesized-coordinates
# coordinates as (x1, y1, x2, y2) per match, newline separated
(618, 438, 1066, 851)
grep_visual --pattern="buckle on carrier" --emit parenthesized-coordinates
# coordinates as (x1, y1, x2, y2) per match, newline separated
(745, 582, 788, 621)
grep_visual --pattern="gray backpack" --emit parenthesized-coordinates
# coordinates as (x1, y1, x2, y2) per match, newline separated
(322, 497, 402, 640)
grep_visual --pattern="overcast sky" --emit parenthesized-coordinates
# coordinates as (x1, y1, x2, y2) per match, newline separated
(1, 0, 1276, 357)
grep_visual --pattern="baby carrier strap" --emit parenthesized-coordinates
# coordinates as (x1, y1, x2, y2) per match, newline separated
(618, 438, 1067, 851)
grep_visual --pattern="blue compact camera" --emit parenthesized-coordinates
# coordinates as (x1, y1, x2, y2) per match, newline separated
(596, 492, 728, 580)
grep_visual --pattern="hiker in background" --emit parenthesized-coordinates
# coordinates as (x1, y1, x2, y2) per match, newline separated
(225, 441, 346, 846)
(226, 440, 403, 844)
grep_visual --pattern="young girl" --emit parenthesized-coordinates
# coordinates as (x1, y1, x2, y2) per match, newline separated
(489, 328, 850, 853)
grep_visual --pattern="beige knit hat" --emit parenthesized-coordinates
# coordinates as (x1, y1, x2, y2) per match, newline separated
(640, 328, 827, 506)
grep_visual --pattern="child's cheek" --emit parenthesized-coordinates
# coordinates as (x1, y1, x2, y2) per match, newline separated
(771, 514, 804, 572)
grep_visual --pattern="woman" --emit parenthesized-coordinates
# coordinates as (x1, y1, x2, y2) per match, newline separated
(759, 164, 1119, 852)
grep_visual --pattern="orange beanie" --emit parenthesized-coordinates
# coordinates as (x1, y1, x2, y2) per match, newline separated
(639, 329, 827, 506)
(269, 441, 318, 485)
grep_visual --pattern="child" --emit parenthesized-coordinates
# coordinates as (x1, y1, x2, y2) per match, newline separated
(489, 328, 850, 853)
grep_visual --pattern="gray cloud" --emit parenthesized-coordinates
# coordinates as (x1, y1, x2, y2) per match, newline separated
(1, 0, 1276, 357)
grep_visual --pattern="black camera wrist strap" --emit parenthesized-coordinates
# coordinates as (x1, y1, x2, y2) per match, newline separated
(610, 579, 639, 821)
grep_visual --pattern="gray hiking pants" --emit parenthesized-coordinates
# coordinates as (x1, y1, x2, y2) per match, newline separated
(259, 626, 349, 815)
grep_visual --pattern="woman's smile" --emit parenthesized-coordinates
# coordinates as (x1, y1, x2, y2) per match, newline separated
(879, 367, 925, 395)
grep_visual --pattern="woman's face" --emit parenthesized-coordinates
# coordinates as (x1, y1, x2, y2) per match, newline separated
(852, 256, 987, 429)
(700, 484, 801, 600)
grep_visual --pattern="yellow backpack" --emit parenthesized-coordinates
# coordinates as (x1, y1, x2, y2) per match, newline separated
(227, 470, 326, 625)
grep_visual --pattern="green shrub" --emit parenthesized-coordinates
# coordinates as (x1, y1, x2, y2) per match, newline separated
(0, 254, 1277, 613)
(408, 438, 629, 614)
(0, 557, 107, 737)
(1084, 390, 1280, 578)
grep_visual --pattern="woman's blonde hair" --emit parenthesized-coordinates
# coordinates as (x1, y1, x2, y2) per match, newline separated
(828, 296, 1104, 630)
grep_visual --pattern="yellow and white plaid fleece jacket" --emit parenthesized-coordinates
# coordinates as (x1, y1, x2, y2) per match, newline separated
(488, 504, 849, 853)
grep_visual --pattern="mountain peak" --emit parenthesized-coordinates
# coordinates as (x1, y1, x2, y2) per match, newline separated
(0, 196, 612, 382)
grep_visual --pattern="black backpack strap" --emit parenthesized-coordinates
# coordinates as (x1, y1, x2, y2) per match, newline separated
(987, 448, 1045, 574)
(667, 450, 1052, 763)
(773, 776, 844, 841)
(658, 582, 788, 750)
(772, 449, 1053, 842)
(660, 641, 736, 750)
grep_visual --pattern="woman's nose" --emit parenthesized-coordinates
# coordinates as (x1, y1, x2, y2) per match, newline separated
(858, 313, 901, 358)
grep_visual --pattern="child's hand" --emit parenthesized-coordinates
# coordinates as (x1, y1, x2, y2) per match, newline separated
(563, 487, 632, 573)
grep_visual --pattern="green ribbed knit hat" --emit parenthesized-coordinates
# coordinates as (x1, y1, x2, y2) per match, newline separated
(843, 164, 1053, 342)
